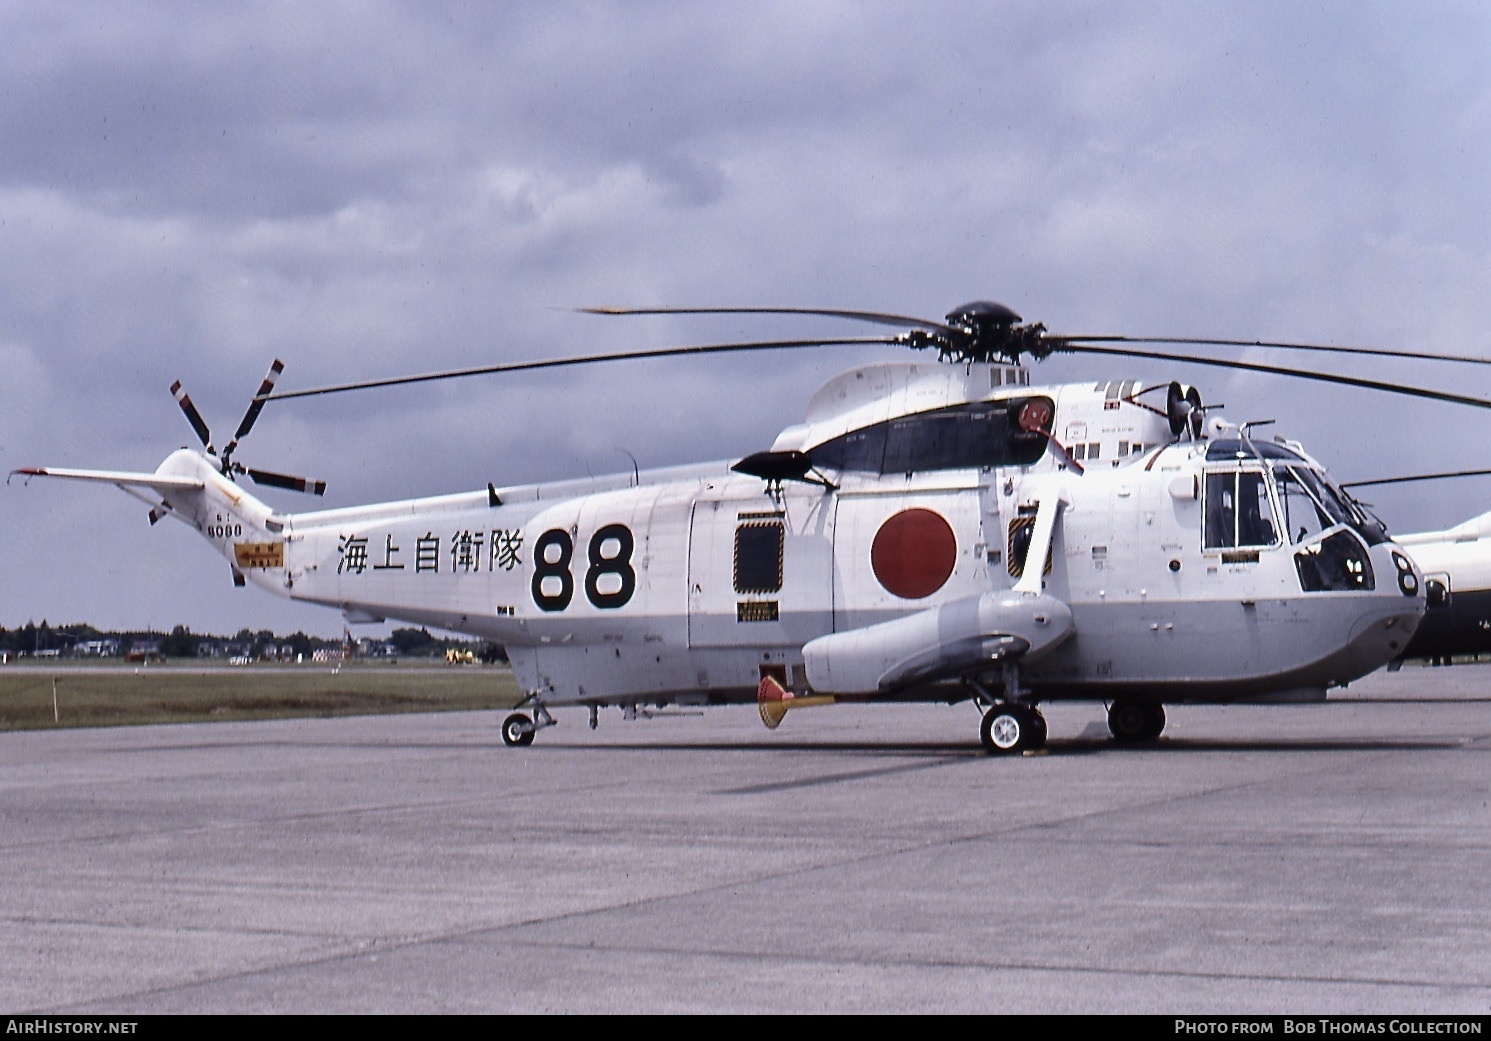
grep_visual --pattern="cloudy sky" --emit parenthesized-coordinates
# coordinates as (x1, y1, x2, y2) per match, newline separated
(4, 1, 1491, 640)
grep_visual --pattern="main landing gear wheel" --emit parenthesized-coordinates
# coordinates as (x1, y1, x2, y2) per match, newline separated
(980, 704, 1047, 755)
(501, 713, 536, 747)
(1107, 701, 1166, 742)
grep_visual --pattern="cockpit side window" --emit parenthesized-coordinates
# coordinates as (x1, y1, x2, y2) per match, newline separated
(1204, 469, 1279, 550)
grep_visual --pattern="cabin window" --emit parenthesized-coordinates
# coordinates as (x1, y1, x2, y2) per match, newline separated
(735, 522, 784, 593)
(809, 398, 1052, 475)
(1204, 469, 1279, 550)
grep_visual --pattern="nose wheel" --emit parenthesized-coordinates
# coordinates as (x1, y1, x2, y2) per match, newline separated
(980, 703, 1047, 755)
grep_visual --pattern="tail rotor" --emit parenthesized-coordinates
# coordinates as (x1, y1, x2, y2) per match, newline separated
(169, 359, 326, 496)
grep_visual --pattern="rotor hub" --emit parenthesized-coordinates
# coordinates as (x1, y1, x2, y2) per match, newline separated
(930, 300, 1052, 364)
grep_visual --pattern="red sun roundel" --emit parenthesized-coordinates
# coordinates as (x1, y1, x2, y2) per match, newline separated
(870, 508, 956, 599)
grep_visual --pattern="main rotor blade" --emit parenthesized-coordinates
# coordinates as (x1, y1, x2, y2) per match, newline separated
(1061, 334, 1491, 368)
(169, 379, 214, 451)
(1341, 468, 1491, 490)
(265, 338, 895, 401)
(581, 306, 956, 335)
(584, 308, 1491, 366)
(245, 467, 327, 496)
(1056, 343, 1491, 411)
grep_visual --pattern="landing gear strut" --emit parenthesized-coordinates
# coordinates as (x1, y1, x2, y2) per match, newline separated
(1107, 700, 1166, 742)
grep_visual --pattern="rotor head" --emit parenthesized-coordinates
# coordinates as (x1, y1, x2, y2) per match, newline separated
(929, 301, 1053, 364)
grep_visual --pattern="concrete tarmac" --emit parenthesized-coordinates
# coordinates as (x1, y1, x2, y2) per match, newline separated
(1, 662, 1489, 1015)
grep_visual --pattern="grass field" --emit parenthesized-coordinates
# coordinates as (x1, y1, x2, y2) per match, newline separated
(0, 661, 523, 731)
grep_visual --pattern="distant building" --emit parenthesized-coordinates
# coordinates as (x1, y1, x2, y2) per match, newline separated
(77, 639, 120, 657)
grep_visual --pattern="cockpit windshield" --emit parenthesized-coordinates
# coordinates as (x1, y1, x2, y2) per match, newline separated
(1273, 465, 1354, 545)
(1205, 438, 1388, 547)
(1203, 459, 1377, 590)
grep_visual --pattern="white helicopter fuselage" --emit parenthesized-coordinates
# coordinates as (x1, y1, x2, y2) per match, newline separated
(138, 361, 1424, 716)
(21, 359, 1432, 750)
(258, 456, 1417, 706)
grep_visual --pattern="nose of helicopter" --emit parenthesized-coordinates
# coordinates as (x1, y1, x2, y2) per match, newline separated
(1342, 542, 1427, 675)
(1345, 607, 1424, 675)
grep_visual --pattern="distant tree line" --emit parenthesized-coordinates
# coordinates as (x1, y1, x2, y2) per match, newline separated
(1, 621, 502, 661)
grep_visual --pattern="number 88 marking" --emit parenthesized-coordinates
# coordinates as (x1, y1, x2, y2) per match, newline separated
(531, 530, 575, 611)
(532, 524, 636, 611)
(585, 524, 636, 608)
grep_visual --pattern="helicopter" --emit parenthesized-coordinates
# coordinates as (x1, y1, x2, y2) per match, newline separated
(13, 301, 1491, 754)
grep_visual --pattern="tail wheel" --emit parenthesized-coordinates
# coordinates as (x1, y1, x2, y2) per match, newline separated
(1108, 701, 1166, 742)
(502, 713, 535, 747)
(980, 704, 1046, 755)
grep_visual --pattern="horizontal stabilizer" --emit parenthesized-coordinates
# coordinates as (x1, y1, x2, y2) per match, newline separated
(9, 466, 204, 496)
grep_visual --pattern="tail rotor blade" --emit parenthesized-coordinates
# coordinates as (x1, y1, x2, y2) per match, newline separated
(169, 380, 215, 452)
(232, 359, 285, 442)
(223, 359, 285, 462)
(245, 467, 326, 496)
